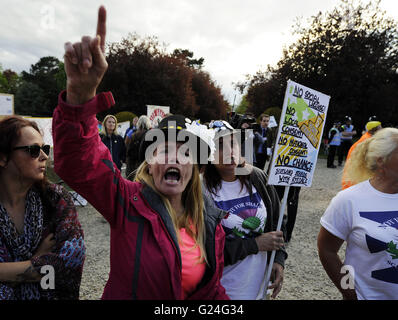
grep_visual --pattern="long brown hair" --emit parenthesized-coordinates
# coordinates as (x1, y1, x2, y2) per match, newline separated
(0, 115, 53, 223)
(0, 116, 41, 163)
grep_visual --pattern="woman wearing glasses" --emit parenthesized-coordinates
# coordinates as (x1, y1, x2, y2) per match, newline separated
(0, 116, 85, 300)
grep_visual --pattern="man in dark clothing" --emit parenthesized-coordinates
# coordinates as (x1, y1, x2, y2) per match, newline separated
(254, 114, 274, 170)
(275, 185, 301, 243)
(327, 121, 342, 168)
(100, 133, 126, 171)
(338, 116, 356, 166)
(124, 116, 138, 141)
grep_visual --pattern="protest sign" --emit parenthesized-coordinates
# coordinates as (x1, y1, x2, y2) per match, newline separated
(147, 105, 170, 127)
(268, 80, 330, 187)
(0, 93, 14, 115)
(262, 81, 330, 299)
(269, 115, 278, 128)
(118, 121, 130, 137)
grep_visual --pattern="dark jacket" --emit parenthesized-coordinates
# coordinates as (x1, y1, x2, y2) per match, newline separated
(126, 129, 147, 179)
(53, 91, 229, 300)
(100, 133, 126, 170)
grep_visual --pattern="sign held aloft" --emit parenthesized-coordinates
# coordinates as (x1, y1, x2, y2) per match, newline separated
(262, 80, 331, 300)
(268, 80, 330, 187)
(147, 105, 170, 128)
(0, 93, 14, 115)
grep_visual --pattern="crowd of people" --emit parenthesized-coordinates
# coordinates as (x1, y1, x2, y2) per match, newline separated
(0, 6, 397, 301)
(326, 115, 382, 170)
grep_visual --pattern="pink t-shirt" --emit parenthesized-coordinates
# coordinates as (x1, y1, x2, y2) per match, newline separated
(179, 227, 206, 299)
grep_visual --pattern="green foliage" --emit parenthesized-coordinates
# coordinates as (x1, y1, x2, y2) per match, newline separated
(15, 81, 46, 116)
(99, 33, 227, 123)
(0, 73, 7, 93)
(115, 111, 137, 125)
(237, 0, 398, 129)
(235, 96, 249, 114)
(264, 107, 282, 123)
(3, 69, 21, 94)
(0, 65, 20, 94)
(172, 48, 204, 69)
(16, 56, 65, 116)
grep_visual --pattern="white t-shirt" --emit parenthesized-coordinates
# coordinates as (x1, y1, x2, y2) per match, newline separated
(210, 179, 268, 300)
(320, 180, 398, 300)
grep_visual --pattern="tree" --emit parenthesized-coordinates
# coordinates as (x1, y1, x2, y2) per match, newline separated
(3, 69, 21, 94)
(0, 65, 20, 94)
(0, 69, 8, 93)
(172, 49, 204, 69)
(264, 107, 282, 124)
(115, 111, 137, 125)
(237, 0, 398, 130)
(18, 56, 66, 116)
(191, 69, 228, 122)
(14, 81, 47, 116)
(98, 33, 227, 122)
(234, 95, 249, 114)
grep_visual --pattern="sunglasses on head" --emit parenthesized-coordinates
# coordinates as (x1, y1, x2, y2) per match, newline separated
(13, 144, 51, 158)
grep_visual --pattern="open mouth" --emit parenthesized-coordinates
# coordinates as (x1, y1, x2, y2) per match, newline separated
(164, 167, 181, 184)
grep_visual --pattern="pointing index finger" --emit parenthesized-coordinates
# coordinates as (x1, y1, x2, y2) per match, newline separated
(96, 6, 107, 53)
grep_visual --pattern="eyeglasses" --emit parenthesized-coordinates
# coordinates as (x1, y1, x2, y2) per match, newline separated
(12, 145, 51, 158)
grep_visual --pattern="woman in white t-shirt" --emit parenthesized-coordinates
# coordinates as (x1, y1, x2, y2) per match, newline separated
(318, 128, 398, 300)
(202, 120, 287, 300)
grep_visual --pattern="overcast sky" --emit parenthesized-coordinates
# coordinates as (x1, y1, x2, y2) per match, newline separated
(1, 0, 398, 107)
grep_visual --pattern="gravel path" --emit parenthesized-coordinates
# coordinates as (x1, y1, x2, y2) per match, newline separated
(76, 158, 346, 300)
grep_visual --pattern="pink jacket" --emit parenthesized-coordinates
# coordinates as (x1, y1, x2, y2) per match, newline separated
(52, 91, 229, 300)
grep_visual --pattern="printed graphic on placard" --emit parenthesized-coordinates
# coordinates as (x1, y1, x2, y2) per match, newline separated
(0, 93, 14, 115)
(268, 80, 330, 187)
(147, 105, 170, 128)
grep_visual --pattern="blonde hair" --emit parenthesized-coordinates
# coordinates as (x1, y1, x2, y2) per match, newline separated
(344, 128, 398, 185)
(134, 160, 207, 263)
(101, 115, 119, 136)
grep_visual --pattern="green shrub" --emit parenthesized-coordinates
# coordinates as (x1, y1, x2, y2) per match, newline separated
(115, 111, 137, 125)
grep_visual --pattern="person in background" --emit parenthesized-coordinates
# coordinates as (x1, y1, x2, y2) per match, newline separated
(124, 116, 138, 145)
(274, 186, 301, 244)
(341, 119, 382, 189)
(254, 114, 274, 170)
(238, 117, 264, 167)
(327, 121, 342, 168)
(53, 6, 228, 300)
(361, 115, 378, 135)
(0, 116, 85, 300)
(100, 114, 126, 171)
(125, 115, 151, 179)
(338, 116, 357, 166)
(203, 120, 287, 300)
(318, 128, 398, 300)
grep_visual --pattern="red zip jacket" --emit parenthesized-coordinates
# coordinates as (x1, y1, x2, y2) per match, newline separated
(52, 91, 229, 300)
